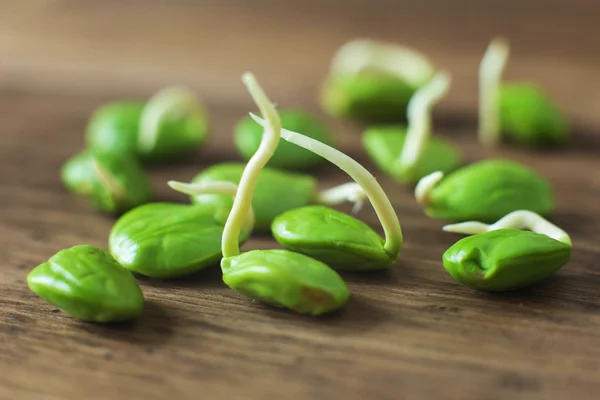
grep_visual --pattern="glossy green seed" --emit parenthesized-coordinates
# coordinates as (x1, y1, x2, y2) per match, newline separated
(426, 159, 554, 222)
(222, 249, 349, 315)
(109, 202, 252, 278)
(61, 150, 152, 214)
(320, 72, 420, 123)
(27, 245, 144, 322)
(500, 83, 568, 146)
(443, 229, 571, 291)
(363, 125, 462, 183)
(235, 109, 334, 169)
(190, 162, 316, 230)
(86, 101, 207, 163)
(272, 206, 394, 270)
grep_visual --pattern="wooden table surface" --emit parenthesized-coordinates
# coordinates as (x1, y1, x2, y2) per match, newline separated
(1, 1, 600, 399)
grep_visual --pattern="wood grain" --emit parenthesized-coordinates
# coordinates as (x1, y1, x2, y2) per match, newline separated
(1, 1, 600, 399)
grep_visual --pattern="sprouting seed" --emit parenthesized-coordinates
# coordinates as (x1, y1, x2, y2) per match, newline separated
(86, 86, 208, 163)
(363, 71, 462, 184)
(320, 38, 436, 123)
(441, 210, 572, 291)
(61, 150, 152, 214)
(414, 159, 555, 222)
(251, 109, 404, 271)
(478, 37, 568, 147)
(218, 72, 350, 316)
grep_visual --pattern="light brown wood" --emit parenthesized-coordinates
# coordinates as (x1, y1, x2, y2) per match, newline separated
(1, 1, 600, 399)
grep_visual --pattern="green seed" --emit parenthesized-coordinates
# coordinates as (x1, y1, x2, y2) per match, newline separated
(27, 245, 144, 322)
(235, 109, 334, 169)
(190, 162, 316, 230)
(109, 202, 252, 278)
(363, 125, 462, 183)
(442, 229, 571, 291)
(216, 72, 351, 316)
(321, 72, 420, 123)
(321, 39, 434, 123)
(86, 100, 207, 163)
(424, 159, 554, 222)
(222, 249, 349, 316)
(272, 205, 394, 270)
(500, 83, 568, 146)
(61, 150, 152, 214)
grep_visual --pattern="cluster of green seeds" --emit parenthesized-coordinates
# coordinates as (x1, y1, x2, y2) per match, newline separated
(27, 37, 572, 323)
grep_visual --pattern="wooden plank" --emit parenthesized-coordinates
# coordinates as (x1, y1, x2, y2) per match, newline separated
(1, 1, 600, 399)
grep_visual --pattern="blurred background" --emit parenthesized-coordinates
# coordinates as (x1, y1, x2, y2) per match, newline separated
(1, 0, 599, 126)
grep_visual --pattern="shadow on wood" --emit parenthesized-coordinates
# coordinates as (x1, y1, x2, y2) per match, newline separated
(77, 300, 175, 347)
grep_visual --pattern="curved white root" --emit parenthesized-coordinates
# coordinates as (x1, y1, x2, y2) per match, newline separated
(316, 182, 367, 214)
(219, 73, 281, 258)
(414, 171, 444, 207)
(167, 180, 255, 235)
(251, 113, 403, 257)
(329, 38, 435, 87)
(396, 71, 451, 171)
(443, 210, 571, 246)
(138, 86, 207, 152)
(478, 37, 510, 147)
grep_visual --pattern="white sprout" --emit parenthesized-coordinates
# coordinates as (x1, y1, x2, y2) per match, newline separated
(395, 71, 451, 172)
(478, 37, 510, 147)
(138, 86, 207, 153)
(167, 180, 255, 235)
(91, 159, 125, 200)
(220, 73, 281, 258)
(316, 182, 367, 214)
(251, 113, 403, 257)
(414, 170, 444, 207)
(443, 210, 571, 246)
(329, 38, 435, 87)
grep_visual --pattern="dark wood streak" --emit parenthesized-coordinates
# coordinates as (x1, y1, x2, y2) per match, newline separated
(1, 1, 600, 400)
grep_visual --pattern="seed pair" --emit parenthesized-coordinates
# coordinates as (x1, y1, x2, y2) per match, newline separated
(62, 86, 208, 214)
